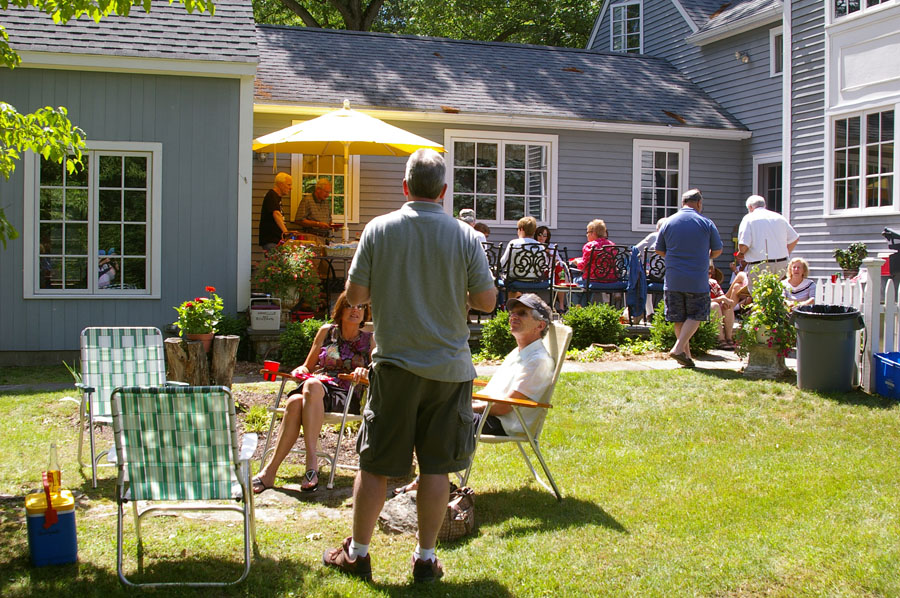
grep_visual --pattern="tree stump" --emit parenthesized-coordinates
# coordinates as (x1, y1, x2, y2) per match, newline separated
(210, 335, 240, 387)
(164, 337, 210, 386)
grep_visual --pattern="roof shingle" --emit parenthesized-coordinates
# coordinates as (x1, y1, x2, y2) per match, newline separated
(3, 0, 257, 63)
(256, 26, 745, 132)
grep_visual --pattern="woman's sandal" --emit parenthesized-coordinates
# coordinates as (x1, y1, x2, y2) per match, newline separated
(251, 476, 273, 495)
(301, 469, 319, 493)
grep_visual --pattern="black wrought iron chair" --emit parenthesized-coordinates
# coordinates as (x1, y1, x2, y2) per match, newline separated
(500, 242, 557, 305)
(644, 248, 666, 319)
(471, 241, 504, 321)
(576, 244, 631, 306)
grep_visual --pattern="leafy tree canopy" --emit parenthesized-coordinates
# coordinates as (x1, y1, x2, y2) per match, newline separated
(0, 0, 214, 248)
(253, 0, 602, 48)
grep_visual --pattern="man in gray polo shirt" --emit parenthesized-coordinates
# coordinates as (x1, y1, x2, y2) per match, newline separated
(322, 149, 497, 583)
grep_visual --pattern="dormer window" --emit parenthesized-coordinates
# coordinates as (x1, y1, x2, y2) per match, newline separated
(611, 1, 642, 54)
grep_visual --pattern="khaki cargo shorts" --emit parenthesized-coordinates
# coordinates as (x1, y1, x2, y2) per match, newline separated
(357, 363, 475, 477)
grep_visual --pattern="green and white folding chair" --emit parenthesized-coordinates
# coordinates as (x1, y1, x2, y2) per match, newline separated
(461, 322, 572, 501)
(64, 327, 168, 487)
(111, 385, 258, 588)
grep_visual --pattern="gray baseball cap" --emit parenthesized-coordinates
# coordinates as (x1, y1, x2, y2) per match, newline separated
(506, 293, 552, 324)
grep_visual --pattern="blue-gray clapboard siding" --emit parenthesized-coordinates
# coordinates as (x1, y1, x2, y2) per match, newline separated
(0, 68, 242, 357)
(788, 0, 900, 276)
(591, 0, 783, 217)
(252, 112, 745, 269)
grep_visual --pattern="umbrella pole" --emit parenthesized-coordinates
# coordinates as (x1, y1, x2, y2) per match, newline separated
(342, 142, 350, 243)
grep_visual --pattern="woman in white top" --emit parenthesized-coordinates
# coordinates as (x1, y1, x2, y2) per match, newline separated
(783, 257, 816, 308)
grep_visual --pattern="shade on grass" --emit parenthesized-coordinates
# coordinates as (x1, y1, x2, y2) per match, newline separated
(1, 370, 899, 596)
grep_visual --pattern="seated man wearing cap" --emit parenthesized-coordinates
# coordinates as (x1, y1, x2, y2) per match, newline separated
(394, 293, 555, 494)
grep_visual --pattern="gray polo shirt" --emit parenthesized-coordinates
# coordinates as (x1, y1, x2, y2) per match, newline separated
(348, 201, 495, 382)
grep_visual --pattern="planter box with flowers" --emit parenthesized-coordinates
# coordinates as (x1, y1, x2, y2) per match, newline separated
(252, 242, 322, 323)
(734, 269, 794, 378)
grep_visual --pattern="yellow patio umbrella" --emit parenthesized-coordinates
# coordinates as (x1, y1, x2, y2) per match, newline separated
(252, 100, 445, 241)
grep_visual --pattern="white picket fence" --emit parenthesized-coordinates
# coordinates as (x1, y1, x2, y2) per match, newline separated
(814, 258, 900, 393)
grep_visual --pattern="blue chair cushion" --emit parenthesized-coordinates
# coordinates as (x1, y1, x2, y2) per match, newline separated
(505, 280, 551, 292)
(584, 282, 627, 292)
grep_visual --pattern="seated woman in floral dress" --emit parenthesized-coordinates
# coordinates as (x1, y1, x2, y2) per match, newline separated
(252, 291, 374, 493)
(709, 265, 737, 349)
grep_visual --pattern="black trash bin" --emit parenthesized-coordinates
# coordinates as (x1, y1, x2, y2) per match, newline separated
(791, 305, 865, 392)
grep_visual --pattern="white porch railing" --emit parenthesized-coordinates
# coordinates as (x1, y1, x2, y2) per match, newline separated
(814, 258, 896, 393)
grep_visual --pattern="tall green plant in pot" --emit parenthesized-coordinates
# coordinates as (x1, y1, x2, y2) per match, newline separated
(734, 268, 793, 377)
(252, 243, 321, 315)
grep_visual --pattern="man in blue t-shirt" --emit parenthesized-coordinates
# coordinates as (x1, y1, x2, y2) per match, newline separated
(656, 189, 723, 367)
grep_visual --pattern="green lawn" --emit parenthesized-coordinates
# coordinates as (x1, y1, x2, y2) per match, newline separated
(2, 370, 899, 597)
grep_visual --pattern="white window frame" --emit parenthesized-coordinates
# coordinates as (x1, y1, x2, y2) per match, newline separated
(830, 0, 896, 23)
(23, 141, 162, 299)
(288, 154, 361, 224)
(826, 105, 898, 217)
(631, 139, 690, 232)
(288, 118, 361, 224)
(444, 129, 559, 228)
(769, 26, 784, 77)
(610, 0, 643, 54)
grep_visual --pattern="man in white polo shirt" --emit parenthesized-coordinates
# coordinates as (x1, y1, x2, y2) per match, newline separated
(737, 195, 799, 285)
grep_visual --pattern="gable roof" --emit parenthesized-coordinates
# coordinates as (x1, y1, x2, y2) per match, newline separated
(255, 26, 746, 134)
(3, 0, 257, 63)
(684, 0, 782, 45)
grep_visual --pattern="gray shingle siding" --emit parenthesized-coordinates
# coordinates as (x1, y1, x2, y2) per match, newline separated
(787, 0, 900, 276)
(0, 68, 243, 354)
(253, 113, 744, 271)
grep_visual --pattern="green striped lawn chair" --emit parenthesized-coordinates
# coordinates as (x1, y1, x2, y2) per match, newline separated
(69, 327, 168, 488)
(111, 385, 258, 588)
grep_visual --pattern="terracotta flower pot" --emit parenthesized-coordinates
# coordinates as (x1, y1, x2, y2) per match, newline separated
(185, 332, 214, 352)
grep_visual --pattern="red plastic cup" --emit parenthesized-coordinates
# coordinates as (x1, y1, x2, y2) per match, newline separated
(263, 360, 279, 382)
(831, 274, 838, 283)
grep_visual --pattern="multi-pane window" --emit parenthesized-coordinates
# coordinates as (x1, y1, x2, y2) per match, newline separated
(611, 1, 641, 54)
(758, 163, 783, 213)
(451, 136, 553, 225)
(34, 149, 153, 294)
(632, 141, 688, 229)
(835, 0, 891, 17)
(299, 155, 346, 218)
(833, 110, 894, 211)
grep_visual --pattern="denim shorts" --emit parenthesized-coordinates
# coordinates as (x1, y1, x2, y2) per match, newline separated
(357, 363, 475, 477)
(664, 290, 710, 322)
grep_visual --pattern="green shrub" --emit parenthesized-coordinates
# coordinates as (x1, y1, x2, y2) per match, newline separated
(649, 301, 719, 354)
(561, 303, 625, 349)
(243, 405, 270, 434)
(280, 318, 326, 368)
(479, 311, 516, 359)
(216, 313, 250, 361)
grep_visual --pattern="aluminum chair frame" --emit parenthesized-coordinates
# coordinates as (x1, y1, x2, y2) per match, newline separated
(111, 385, 258, 588)
(64, 327, 169, 488)
(259, 370, 366, 489)
(461, 322, 573, 501)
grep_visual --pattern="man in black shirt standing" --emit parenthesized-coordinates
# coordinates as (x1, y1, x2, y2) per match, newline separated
(259, 172, 292, 251)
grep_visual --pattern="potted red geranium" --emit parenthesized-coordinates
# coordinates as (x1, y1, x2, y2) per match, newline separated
(173, 285, 224, 352)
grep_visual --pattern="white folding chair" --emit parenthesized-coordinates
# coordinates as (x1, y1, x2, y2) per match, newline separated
(461, 322, 573, 501)
(259, 370, 366, 489)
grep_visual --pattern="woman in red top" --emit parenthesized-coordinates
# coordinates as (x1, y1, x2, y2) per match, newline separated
(571, 219, 616, 283)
